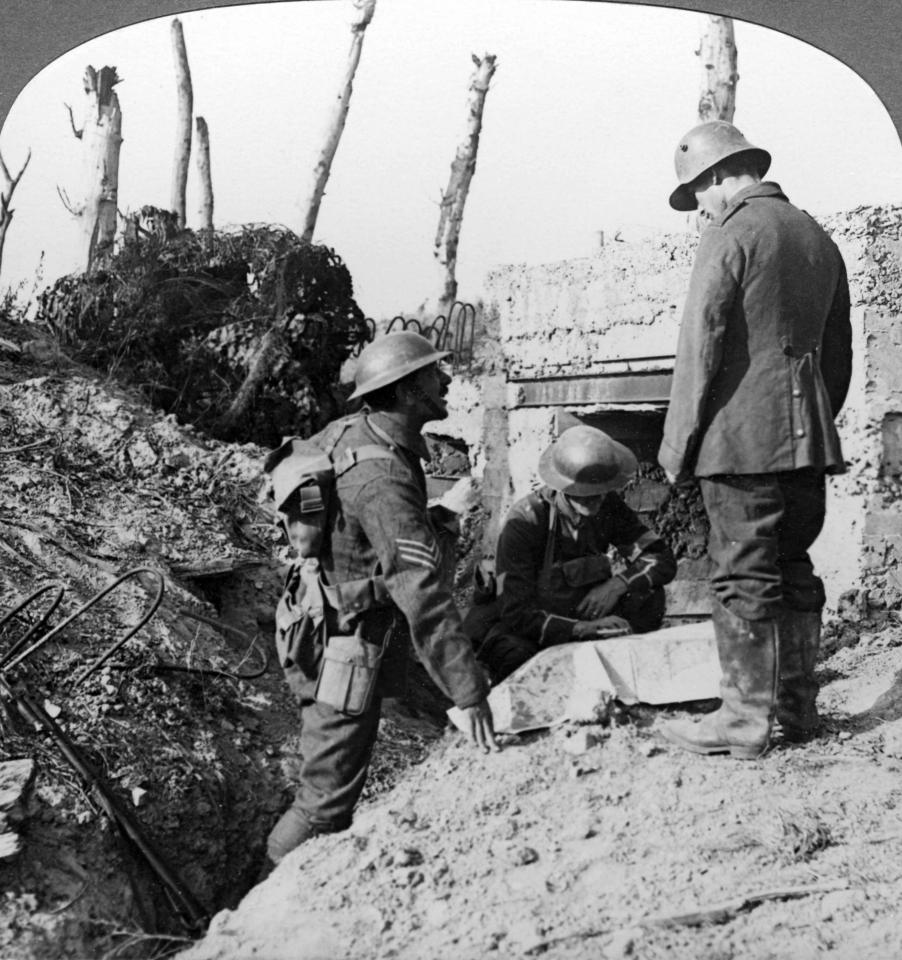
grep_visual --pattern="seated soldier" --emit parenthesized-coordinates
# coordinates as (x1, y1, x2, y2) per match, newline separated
(477, 425, 677, 684)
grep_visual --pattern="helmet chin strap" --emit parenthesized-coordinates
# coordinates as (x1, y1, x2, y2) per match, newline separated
(408, 380, 445, 419)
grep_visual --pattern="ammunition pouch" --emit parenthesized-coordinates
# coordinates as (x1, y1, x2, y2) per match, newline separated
(314, 624, 390, 716)
(274, 555, 395, 707)
(274, 561, 326, 670)
(320, 574, 391, 632)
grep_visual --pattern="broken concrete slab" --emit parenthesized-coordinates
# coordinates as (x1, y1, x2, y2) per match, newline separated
(0, 758, 35, 823)
(0, 831, 22, 860)
(0, 759, 35, 862)
(450, 621, 720, 735)
(864, 668, 902, 721)
(561, 729, 600, 756)
(578, 620, 720, 705)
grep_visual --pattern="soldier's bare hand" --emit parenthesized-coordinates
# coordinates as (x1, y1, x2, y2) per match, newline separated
(575, 578, 628, 618)
(458, 699, 500, 753)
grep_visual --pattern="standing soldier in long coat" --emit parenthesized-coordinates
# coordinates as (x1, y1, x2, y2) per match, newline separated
(658, 121, 853, 759)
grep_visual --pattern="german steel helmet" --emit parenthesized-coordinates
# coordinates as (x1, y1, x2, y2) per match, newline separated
(669, 120, 771, 212)
(349, 331, 450, 400)
(538, 425, 638, 497)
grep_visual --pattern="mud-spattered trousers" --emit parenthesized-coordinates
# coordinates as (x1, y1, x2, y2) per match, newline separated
(266, 669, 382, 863)
(699, 468, 827, 620)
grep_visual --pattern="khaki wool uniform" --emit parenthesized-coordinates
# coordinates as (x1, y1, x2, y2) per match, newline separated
(267, 410, 488, 860)
(478, 486, 676, 683)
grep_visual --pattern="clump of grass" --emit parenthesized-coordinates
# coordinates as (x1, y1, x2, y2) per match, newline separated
(759, 804, 834, 863)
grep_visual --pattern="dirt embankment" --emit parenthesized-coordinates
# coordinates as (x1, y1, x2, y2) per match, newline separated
(180, 625, 902, 960)
(3, 324, 902, 960)
(0, 326, 457, 960)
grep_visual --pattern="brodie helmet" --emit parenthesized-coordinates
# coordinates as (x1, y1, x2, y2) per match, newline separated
(538, 425, 638, 497)
(349, 331, 449, 401)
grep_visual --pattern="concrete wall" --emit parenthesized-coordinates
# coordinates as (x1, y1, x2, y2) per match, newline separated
(440, 205, 902, 614)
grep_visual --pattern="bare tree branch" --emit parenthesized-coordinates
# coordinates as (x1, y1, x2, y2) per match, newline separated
(0, 147, 31, 276)
(56, 185, 79, 216)
(64, 103, 83, 139)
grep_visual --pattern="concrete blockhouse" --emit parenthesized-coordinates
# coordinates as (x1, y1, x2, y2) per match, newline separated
(438, 205, 902, 617)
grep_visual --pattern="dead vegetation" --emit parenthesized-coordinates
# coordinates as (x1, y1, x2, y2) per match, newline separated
(0, 309, 481, 958)
(33, 222, 372, 447)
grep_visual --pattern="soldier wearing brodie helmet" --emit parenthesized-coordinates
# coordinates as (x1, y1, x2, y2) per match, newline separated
(476, 424, 676, 684)
(261, 331, 498, 878)
(658, 120, 852, 760)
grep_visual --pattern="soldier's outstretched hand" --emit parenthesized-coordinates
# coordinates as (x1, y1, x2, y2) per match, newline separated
(458, 698, 501, 753)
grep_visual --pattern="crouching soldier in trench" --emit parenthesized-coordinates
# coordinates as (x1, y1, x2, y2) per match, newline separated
(261, 331, 499, 878)
(476, 424, 677, 684)
(657, 121, 852, 759)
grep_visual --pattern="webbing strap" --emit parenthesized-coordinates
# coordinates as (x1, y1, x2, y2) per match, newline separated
(334, 444, 396, 477)
(320, 574, 390, 612)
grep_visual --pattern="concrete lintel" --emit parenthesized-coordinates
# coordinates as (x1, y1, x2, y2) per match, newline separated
(511, 372, 673, 408)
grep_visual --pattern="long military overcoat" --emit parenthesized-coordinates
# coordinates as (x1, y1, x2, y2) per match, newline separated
(659, 182, 853, 480)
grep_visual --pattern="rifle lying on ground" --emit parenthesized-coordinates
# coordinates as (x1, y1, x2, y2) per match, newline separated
(0, 569, 209, 933)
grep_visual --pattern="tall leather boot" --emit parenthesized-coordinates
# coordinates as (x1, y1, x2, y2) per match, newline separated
(660, 598, 779, 760)
(776, 608, 821, 742)
(263, 806, 325, 874)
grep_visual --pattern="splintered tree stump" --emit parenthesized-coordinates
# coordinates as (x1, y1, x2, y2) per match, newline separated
(212, 325, 286, 441)
(299, 0, 377, 243)
(432, 53, 497, 318)
(63, 65, 122, 270)
(697, 15, 738, 123)
(196, 116, 214, 233)
(171, 18, 193, 229)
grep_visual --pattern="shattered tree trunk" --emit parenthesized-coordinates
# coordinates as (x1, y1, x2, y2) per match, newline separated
(213, 268, 291, 441)
(171, 18, 193, 229)
(299, 0, 376, 243)
(697, 15, 738, 122)
(63, 66, 122, 271)
(213, 328, 286, 440)
(0, 148, 31, 279)
(433, 54, 497, 318)
(195, 116, 214, 233)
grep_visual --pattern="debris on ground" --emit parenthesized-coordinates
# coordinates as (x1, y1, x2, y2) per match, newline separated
(2, 316, 902, 960)
(0, 324, 441, 959)
(179, 616, 902, 960)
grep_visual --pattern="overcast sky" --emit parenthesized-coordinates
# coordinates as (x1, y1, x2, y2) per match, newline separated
(1, 0, 901, 318)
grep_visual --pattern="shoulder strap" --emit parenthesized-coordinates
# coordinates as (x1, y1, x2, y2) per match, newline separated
(541, 498, 558, 573)
(332, 413, 400, 478)
(321, 415, 359, 458)
(333, 444, 396, 478)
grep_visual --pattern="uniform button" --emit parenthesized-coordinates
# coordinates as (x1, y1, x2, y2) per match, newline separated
(796, 428, 806, 438)
(792, 388, 802, 397)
